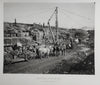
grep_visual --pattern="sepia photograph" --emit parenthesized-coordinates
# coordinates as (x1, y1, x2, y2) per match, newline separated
(3, 2, 95, 74)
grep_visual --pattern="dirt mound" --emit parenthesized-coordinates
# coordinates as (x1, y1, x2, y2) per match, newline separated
(48, 51, 94, 74)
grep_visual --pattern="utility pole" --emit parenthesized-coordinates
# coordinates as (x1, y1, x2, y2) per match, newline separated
(55, 7, 58, 43)
(14, 18, 16, 26)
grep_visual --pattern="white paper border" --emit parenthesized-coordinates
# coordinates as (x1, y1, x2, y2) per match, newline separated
(0, 0, 100, 85)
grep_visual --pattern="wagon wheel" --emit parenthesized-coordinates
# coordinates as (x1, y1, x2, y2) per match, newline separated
(4, 53, 13, 65)
(26, 54, 31, 60)
(18, 52, 28, 61)
(24, 54, 28, 61)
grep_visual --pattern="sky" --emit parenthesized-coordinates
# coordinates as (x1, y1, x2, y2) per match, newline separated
(4, 3, 95, 28)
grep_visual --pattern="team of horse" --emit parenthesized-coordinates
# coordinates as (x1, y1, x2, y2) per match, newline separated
(7, 39, 73, 61)
(35, 42, 73, 59)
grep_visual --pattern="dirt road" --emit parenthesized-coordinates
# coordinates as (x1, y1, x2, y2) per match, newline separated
(4, 45, 91, 74)
(4, 55, 67, 73)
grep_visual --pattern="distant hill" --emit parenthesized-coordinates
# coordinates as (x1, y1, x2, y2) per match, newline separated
(4, 22, 94, 41)
(81, 26, 94, 30)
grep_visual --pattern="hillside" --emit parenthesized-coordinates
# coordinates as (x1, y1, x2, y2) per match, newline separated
(4, 22, 94, 45)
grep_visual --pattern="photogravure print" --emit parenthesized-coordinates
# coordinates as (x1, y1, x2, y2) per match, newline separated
(3, 3, 95, 74)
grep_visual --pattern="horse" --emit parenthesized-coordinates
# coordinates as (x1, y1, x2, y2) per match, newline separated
(52, 45, 60, 56)
(48, 45, 54, 56)
(37, 45, 51, 59)
(60, 44, 66, 56)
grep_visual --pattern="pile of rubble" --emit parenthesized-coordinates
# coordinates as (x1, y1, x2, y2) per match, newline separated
(48, 49, 94, 74)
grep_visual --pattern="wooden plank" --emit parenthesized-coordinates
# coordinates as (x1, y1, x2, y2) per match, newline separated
(11, 58, 25, 63)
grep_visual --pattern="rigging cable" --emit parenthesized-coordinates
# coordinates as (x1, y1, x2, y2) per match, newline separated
(60, 7, 93, 22)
